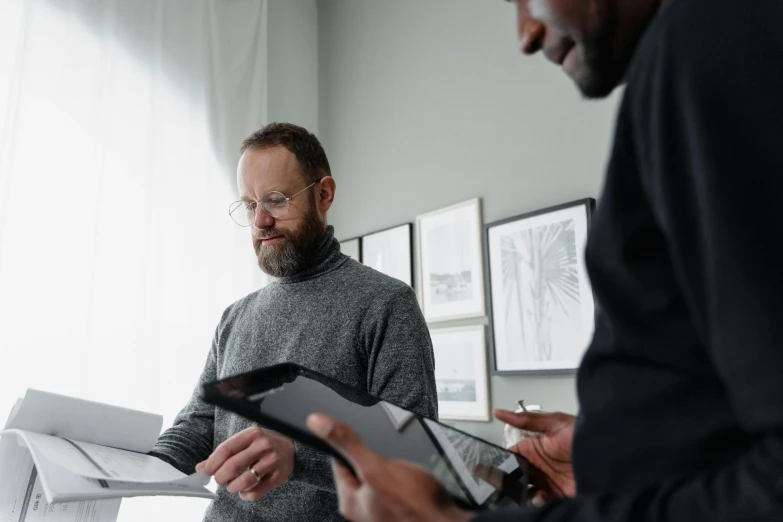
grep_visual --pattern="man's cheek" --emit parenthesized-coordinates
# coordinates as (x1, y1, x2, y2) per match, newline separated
(529, 0, 573, 33)
(528, 0, 556, 22)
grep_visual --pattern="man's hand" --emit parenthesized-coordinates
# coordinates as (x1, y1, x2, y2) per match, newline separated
(307, 413, 473, 522)
(494, 409, 576, 504)
(196, 427, 295, 501)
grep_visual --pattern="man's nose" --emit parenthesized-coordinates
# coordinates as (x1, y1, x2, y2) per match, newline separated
(516, 1, 544, 55)
(253, 205, 275, 230)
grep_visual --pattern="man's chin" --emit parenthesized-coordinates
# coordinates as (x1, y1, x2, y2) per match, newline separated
(256, 259, 289, 278)
(567, 43, 624, 99)
(573, 71, 621, 100)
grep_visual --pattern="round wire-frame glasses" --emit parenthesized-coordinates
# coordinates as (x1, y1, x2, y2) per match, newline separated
(229, 181, 318, 226)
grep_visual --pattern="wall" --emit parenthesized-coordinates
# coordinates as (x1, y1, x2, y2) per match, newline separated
(255, 0, 319, 289)
(267, 0, 319, 132)
(318, 0, 622, 444)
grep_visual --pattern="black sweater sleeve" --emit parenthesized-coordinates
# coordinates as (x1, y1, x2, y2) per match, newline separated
(476, 1, 783, 521)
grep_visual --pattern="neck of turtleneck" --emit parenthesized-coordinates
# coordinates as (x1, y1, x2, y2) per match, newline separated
(274, 225, 346, 284)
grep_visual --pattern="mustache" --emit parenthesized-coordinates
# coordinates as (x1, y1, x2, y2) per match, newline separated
(252, 229, 290, 241)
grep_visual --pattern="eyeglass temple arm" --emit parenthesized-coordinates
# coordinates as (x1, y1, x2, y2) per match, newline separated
(288, 180, 319, 201)
(232, 178, 322, 213)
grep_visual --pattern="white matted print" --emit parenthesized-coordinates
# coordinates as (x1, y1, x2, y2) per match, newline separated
(486, 199, 595, 374)
(431, 325, 490, 422)
(361, 224, 412, 286)
(340, 237, 361, 261)
(417, 199, 485, 322)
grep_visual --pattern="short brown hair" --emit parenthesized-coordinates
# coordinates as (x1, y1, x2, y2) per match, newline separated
(240, 122, 331, 183)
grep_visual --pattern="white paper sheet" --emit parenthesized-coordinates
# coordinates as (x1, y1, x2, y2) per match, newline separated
(0, 436, 121, 522)
(29, 460, 215, 504)
(2, 431, 186, 483)
(0, 430, 216, 504)
(380, 402, 416, 432)
(1, 392, 216, 508)
(5, 390, 162, 453)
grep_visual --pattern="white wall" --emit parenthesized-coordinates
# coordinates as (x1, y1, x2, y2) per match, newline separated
(318, 0, 621, 443)
(267, 0, 319, 132)
(254, 0, 319, 289)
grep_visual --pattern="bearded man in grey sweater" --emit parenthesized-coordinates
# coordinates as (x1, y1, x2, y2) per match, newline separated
(149, 122, 438, 522)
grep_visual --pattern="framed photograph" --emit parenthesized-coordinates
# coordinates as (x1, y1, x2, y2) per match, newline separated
(361, 223, 413, 286)
(485, 199, 596, 375)
(430, 325, 490, 422)
(340, 237, 361, 262)
(417, 199, 485, 322)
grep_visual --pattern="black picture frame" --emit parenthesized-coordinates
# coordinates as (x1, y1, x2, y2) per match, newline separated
(360, 223, 414, 288)
(484, 198, 596, 376)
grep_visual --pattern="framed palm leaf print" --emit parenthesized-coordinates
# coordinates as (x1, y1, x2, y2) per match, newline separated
(485, 199, 596, 374)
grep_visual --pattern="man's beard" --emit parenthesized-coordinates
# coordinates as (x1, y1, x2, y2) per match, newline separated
(253, 205, 326, 278)
(573, 8, 624, 99)
(575, 38, 621, 99)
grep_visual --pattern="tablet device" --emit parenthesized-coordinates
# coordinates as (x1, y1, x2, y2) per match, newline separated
(201, 363, 529, 511)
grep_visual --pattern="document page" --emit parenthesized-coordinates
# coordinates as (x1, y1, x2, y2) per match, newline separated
(5, 431, 186, 483)
(23, 455, 215, 504)
(0, 436, 121, 522)
(5, 390, 161, 453)
(1, 430, 215, 504)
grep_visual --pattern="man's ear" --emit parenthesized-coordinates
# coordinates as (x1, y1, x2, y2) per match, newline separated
(317, 176, 336, 212)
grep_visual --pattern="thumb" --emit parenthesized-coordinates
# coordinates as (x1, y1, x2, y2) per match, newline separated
(331, 458, 360, 493)
(307, 413, 379, 477)
(494, 409, 563, 434)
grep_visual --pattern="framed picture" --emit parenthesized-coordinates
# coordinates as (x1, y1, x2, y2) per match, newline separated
(485, 198, 596, 375)
(361, 223, 413, 286)
(417, 199, 485, 322)
(431, 325, 490, 422)
(340, 237, 361, 262)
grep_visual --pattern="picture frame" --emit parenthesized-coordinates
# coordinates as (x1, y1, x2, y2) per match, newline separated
(416, 198, 485, 322)
(361, 223, 413, 287)
(430, 325, 490, 422)
(339, 237, 361, 262)
(485, 198, 596, 375)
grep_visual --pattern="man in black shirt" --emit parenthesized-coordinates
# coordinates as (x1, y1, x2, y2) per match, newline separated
(305, 0, 783, 520)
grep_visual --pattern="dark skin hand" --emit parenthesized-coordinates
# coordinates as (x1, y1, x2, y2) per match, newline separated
(494, 409, 576, 504)
(307, 413, 474, 522)
(306, 409, 577, 521)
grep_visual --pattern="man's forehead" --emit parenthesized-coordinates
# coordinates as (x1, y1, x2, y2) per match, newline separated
(237, 147, 302, 195)
(240, 146, 298, 172)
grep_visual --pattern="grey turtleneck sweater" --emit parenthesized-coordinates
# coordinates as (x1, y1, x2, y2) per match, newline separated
(149, 226, 438, 522)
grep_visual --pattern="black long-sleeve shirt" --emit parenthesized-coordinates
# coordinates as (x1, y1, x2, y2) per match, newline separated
(478, 0, 783, 520)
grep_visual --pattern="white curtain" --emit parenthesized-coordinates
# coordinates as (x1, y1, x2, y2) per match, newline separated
(0, 0, 267, 520)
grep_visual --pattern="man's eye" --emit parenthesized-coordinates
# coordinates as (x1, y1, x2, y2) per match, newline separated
(267, 197, 287, 207)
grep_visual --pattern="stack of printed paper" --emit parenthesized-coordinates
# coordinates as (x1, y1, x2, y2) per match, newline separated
(0, 389, 216, 521)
